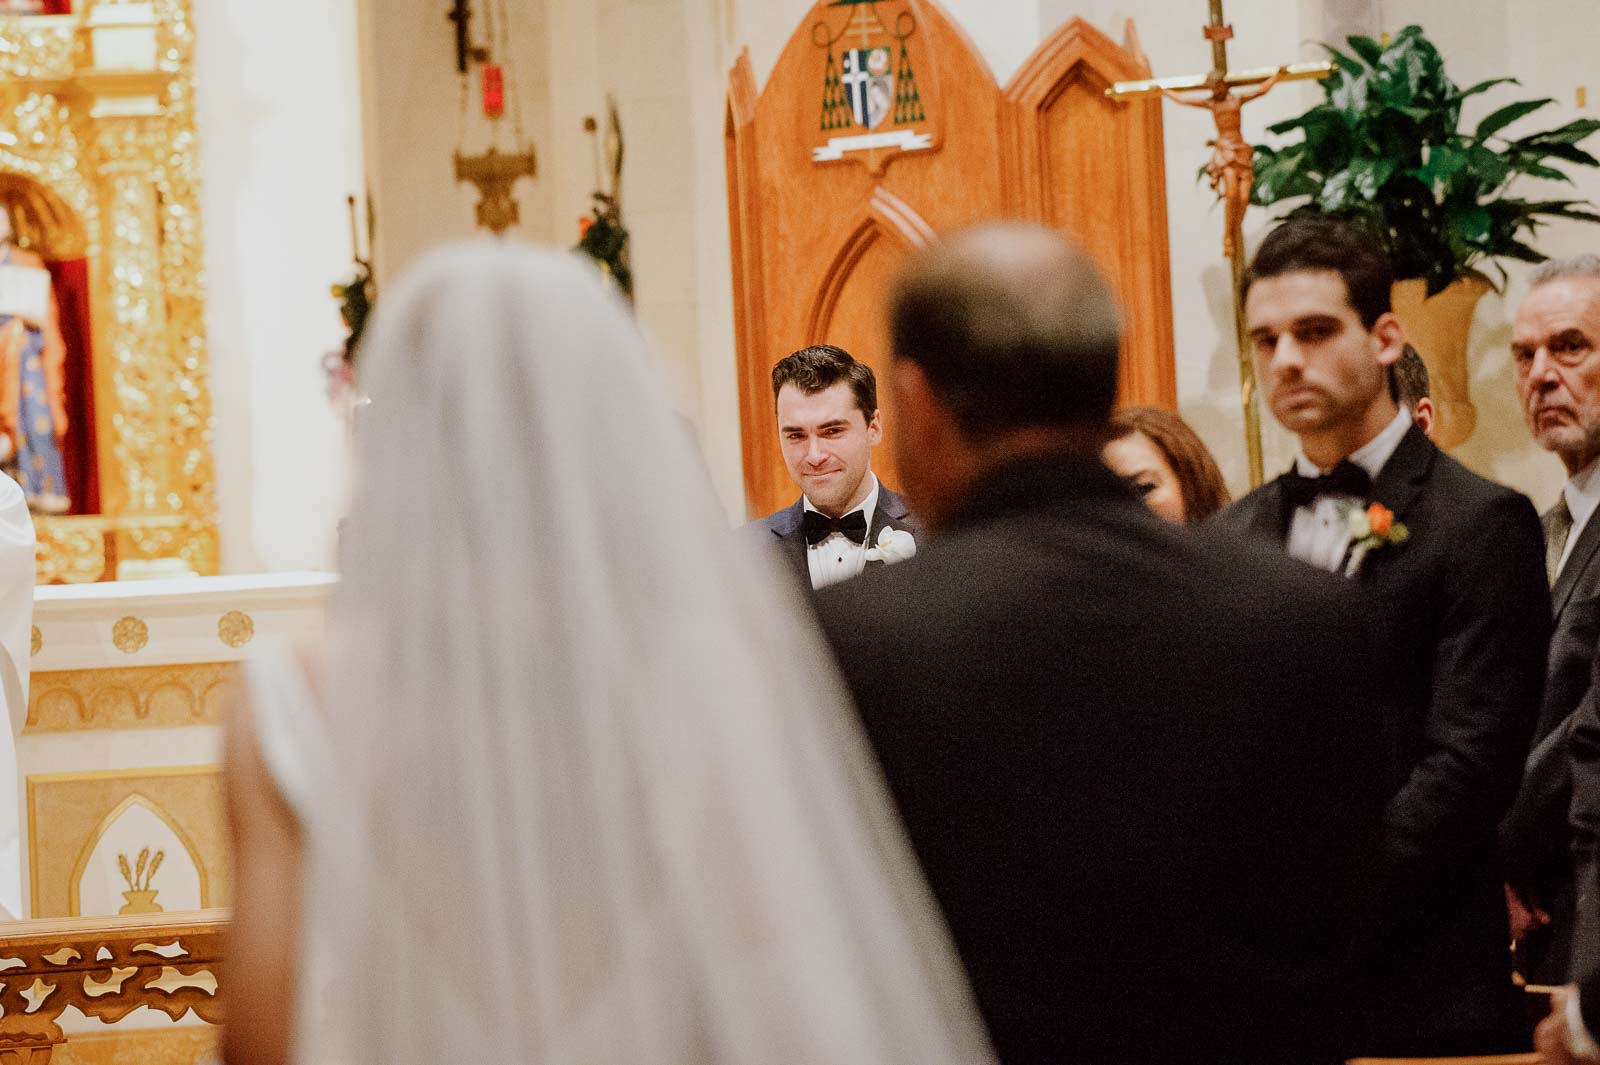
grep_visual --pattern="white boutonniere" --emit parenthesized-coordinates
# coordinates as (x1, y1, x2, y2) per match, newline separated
(864, 526, 917, 565)
(1343, 502, 1409, 577)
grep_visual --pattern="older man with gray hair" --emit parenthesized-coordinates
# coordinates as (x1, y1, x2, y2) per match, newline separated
(1502, 255, 1600, 1020)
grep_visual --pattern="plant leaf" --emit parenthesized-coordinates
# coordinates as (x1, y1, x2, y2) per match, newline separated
(1352, 157, 1400, 199)
(1516, 164, 1574, 183)
(1347, 35, 1385, 67)
(1477, 98, 1554, 139)
(1467, 146, 1512, 187)
(1321, 43, 1366, 80)
(1451, 77, 1518, 102)
(1320, 170, 1358, 210)
(1525, 142, 1600, 167)
(1498, 238, 1548, 263)
(1453, 206, 1492, 244)
(1527, 118, 1600, 145)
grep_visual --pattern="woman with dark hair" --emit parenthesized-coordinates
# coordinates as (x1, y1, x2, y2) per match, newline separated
(1104, 406, 1230, 524)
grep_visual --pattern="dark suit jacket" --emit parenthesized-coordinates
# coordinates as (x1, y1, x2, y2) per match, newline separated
(1216, 424, 1551, 1053)
(817, 454, 1389, 1065)
(1503, 495, 1600, 982)
(743, 480, 921, 591)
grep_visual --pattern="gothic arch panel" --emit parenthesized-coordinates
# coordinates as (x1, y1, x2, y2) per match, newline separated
(1003, 18, 1177, 410)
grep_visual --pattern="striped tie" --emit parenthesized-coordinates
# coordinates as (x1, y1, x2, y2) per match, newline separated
(1546, 495, 1574, 587)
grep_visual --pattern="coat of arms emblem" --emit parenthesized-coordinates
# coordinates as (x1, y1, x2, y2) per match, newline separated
(813, 0, 934, 167)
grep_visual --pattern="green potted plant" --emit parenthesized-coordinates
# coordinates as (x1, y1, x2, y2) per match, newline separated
(1251, 25, 1600, 447)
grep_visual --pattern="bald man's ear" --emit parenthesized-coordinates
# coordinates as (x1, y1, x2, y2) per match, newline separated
(889, 359, 937, 442)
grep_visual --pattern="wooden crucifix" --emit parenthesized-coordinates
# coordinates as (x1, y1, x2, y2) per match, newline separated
(1108, 1, 1331, 488)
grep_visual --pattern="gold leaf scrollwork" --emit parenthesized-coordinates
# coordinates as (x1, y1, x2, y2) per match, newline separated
(30, 626, 39, 657)
(1, 0, 219, 585)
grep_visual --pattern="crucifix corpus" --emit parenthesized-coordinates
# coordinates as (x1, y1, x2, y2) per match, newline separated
(1107, 1, 1331, 488)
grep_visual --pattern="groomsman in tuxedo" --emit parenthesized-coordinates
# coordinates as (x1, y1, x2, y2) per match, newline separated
(1216, 217, 1550, 1055)
(744, 345, 921, 591)
(817, 222, 1389, 1065)
(1503, 257, 1600, 986)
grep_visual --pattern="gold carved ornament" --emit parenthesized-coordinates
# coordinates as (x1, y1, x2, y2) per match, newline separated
(115, 847, 165, 915)
(110, 617, 146, 655)
(216, 610, 253, 649)
(26, 662, 236, 733)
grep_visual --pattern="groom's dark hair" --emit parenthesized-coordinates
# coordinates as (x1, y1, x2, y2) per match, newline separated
(1241, 216, 1393, 329)
(771, 344, 878, 422)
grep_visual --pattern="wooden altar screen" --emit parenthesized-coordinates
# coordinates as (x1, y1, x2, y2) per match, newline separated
(727, 2, 1177, 518)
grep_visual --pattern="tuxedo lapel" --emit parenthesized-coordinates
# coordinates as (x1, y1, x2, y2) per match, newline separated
(1357, 424, 1433, 579)
(869, 485, 913, 548)
(1249, 477, 1291, 543)
(767, 499, 811, 588)
(1554, 499, 1600, 618)
(1367, 425, 1432, 524)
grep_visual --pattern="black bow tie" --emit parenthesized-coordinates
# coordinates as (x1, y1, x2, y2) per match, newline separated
(1281, 460, 1373, 511)
(802, 508, 869, 546)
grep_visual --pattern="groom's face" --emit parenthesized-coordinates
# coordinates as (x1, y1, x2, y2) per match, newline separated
(776, 381, 882, 516)
(1246, 269, 1399, 437)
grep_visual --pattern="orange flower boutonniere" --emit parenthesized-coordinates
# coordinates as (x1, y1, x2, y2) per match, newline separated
(1344, 502, 1410, 577)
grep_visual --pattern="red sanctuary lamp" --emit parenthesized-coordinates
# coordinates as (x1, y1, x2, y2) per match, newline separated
(451, 2, 536, 235)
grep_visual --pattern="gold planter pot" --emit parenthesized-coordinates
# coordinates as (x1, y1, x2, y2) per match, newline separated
(1390, 272, 1492, 450)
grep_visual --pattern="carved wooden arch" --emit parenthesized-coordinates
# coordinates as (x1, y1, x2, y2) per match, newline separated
(727, 2, 1174, 517)
(726, 53, 775, 515)
(1002, 19, 1177, 410)
(805, 188, 935, 341)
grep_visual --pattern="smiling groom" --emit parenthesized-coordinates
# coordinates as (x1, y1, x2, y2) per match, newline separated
(745, 345, 921, 592)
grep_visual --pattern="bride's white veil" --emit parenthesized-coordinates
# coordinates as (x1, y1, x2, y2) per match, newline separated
(318, 242, 995, 1065)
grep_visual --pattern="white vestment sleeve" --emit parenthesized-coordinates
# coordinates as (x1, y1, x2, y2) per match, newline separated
(0, 475, 35, 918)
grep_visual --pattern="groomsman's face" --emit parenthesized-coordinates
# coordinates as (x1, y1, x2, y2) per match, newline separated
(776, 381, 882, 516)
(1514, 277, 1600, 475)
(1246, 270, 1401, 439)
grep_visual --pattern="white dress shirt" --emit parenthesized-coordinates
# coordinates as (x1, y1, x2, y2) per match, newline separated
(804, 473, 879, 591)
(1286, 407, 1413, 574)
(1556, 457, 1600, 577)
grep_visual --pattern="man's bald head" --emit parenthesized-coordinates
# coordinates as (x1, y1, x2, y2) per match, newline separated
(889, 222, 1122, 440)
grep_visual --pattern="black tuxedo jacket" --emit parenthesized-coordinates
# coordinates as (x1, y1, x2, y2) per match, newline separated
(1502, 492, 1600, 982)
(743, 482, 921, 591)
(1216, 424, 1550, 1052)
(817, 454, 1388, 1065)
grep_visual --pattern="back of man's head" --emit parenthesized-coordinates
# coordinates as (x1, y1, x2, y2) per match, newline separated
(1241, 215, 1393, 328)
(889, 222, 1122, 439)
(1392, 344, 1430, 409)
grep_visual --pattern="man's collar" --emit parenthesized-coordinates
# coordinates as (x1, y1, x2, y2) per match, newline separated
(945, 451, 1132, 532)
(1294, 406, 1413, 480)
(1564, 457, 1600, 529)
(802, 471, 879, 526)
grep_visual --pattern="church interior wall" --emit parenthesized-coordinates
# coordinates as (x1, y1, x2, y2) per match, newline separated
(283, 0, 1600, 560)
(195, 0, 369, 572)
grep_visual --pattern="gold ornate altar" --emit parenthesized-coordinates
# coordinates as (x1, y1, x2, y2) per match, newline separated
(0, 0, 216, 585)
